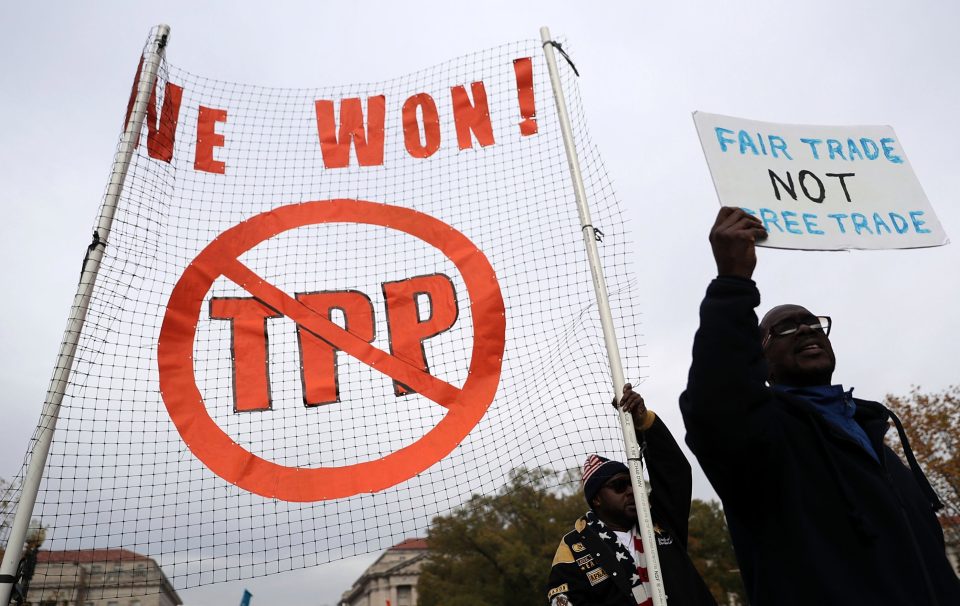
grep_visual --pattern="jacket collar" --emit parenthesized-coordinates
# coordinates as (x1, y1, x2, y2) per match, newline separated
(777, 392, 943, 511)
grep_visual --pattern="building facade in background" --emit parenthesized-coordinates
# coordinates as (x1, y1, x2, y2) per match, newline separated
(24, 548, 182, 606)
(339, 539, 428, 606)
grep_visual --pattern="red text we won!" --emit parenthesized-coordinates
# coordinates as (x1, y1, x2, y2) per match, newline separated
(124, 56, 539, 174)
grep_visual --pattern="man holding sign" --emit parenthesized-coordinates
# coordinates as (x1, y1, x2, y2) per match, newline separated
(680, 207, 960, 605)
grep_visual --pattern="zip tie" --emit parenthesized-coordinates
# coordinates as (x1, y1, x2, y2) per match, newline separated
(542, 40, 580, 77)
(80, 230, 106, 278)
(88, 230, 104, 251)
(582, 225, 604, 242)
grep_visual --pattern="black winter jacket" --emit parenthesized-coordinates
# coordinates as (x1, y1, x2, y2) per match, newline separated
(546, 415, 717, 605)
(680, 276, 960, 606)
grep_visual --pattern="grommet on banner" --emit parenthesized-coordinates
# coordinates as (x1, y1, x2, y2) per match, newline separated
(542, 40, 580, 77)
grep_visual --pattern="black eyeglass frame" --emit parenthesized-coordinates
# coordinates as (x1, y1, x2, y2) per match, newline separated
(762, 315, 831, 348)
(602, 477, 633, 493)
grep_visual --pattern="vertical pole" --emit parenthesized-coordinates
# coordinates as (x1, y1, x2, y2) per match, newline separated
(540, 27, 668, 606)
(0, 24, 171, 606)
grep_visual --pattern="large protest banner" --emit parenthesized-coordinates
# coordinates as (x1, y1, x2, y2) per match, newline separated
(1, 29, 643, 593)
(694, 111, 949, 250)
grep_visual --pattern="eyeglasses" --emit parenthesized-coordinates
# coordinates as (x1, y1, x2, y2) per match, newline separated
(604, 478, 632, 493)
(763, 316, 831, 347)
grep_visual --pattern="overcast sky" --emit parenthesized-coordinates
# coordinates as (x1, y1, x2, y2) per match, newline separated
(3, 1, 960, 605)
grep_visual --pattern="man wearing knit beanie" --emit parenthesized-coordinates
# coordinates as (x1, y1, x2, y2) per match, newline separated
(546, 385, 716, 606)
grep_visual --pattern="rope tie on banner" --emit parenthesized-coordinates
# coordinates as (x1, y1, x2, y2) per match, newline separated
(542, 40, 580, 76)
(80, 231, 106, 279)
(582, 224, 604, 241)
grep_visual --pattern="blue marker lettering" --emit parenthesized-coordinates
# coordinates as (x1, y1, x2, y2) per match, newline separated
(827, 213, 849, 233)
(739, 207, 757, 217)
(881, 138, 904, 164)
(889, 213, 910, 234)
(739, 130, 759, 155)
(715, 128, 736, 152)
(872, 212, 892, 234)
(802, 213, 824, 235)
(909, 210, 931, 233)
(801, 138, 823, 159)
(759, 208, 784, 232)
(827, 139, 846, 160)
(782, 211, 802, 234)
(859, 138, 880, 160)
(757, 133, 768, 155)
(851, 213, 874, 235)
(847, 138, 864, 161)
(769, 135, 793, 160)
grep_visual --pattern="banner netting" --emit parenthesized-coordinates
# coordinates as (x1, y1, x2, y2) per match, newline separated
(8, 34, 644, 594)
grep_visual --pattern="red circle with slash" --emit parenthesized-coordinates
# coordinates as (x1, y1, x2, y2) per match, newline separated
(158, 200, 505, 501)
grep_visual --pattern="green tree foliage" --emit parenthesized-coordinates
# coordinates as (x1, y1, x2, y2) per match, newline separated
(417, 468, 582, 606)
(0, 477, 47, 562)
(885, 385, 960, 543)
(687, 499, 745, 605)
(418, 469, 743, 606)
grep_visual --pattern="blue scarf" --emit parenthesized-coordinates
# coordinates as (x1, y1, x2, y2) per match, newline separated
(774, 384, 879, 462)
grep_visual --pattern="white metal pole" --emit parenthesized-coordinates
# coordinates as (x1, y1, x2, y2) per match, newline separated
(540, 27, 668, 606)
(0, 24, 171, 606)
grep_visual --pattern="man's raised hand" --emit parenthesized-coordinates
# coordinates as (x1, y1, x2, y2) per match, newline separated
(709, 207, 768, 280)
(617, 383, 647, 430)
